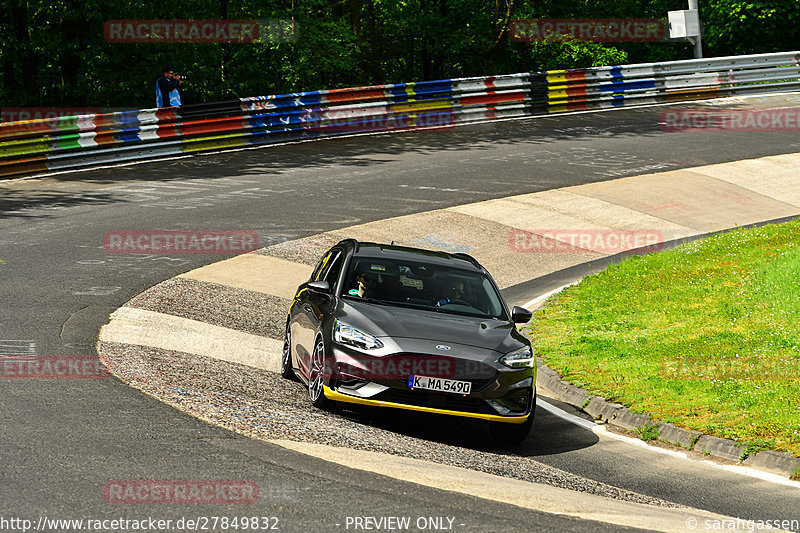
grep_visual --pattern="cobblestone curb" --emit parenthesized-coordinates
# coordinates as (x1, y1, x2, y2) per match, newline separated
(536, 359, 800, 478)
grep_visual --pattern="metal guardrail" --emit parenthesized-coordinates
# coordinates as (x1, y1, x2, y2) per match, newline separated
(538, 51, 800, 113)
(1, 51, 798, 178)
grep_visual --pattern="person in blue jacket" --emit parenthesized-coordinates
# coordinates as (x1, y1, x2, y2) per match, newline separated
(155, 67, 182, 108)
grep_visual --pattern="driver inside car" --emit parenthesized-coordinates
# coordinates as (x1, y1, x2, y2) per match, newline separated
(435, 279, 466, 307)
(354, 272, 380, 298)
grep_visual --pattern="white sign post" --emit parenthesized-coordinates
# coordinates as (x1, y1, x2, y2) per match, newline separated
(668, 0, 703, 58)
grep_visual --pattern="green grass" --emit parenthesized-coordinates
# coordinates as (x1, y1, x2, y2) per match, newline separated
(528, 220, 800, 457)
(636, 422, 660, 442)
(739, 441, 772, 461)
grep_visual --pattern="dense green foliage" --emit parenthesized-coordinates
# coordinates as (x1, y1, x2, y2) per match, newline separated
(1, 0, 798, 108)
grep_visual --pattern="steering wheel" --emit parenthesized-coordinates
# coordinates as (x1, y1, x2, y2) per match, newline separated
(436, 298, 471, 307)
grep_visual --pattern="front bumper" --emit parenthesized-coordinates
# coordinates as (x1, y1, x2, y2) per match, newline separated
(326, 337, 535, 423)
(323, 385, 532, 424)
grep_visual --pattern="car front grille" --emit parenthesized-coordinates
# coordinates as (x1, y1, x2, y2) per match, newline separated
(374, 388, 496, 415)
(369, 354, 498, 392)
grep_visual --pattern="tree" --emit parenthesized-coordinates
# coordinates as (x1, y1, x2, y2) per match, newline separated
(0, 0, 795, 110)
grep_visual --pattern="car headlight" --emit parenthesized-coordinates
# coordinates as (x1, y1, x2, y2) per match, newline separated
(500, 346, 534, 368)
(334, 320, 384, 350)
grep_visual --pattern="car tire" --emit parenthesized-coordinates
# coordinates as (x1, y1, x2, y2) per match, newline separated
(308, 336, 332, 409)
(489, 389, 536, 445)
(280, 322, 297, 381)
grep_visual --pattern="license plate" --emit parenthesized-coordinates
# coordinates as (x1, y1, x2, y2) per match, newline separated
(408, 374, 472, 395)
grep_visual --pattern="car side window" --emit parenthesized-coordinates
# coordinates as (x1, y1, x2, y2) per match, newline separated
(311, 251, 333, 282)
(321, 251, 344, 290)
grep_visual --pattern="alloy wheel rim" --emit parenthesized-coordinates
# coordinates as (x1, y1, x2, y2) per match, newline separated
(309, 340, 324, 401)
(282, 329, 291, 372)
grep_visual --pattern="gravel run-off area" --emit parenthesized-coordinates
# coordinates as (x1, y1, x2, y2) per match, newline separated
(98, 338, 679, 509)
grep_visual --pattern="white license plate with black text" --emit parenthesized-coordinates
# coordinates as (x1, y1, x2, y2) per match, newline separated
(408, 374, 472, 395)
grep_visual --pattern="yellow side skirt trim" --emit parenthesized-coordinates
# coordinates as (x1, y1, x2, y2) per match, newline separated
(323, 385, 530, 424)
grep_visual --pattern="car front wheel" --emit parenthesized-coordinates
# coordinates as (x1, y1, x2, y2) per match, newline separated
(308, 337, 332, 409)
(280, 323, 297, 381)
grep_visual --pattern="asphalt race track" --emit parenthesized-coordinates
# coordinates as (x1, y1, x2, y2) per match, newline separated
(2, 95, 800, 531)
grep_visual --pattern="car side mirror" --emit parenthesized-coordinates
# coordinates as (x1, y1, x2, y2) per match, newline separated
(511, 306, 532, 324)
(307, 280, 331, 294)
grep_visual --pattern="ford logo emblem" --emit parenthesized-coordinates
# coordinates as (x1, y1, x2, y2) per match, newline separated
(435, 345, 451, 351)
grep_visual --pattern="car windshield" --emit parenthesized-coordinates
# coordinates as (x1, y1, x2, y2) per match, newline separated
(341, 257, 506, 320)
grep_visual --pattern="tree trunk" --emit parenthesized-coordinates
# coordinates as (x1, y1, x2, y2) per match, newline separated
(219, 0, 230, 100)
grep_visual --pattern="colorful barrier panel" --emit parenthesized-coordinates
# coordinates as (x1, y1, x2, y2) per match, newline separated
(1, 51, 798, 178)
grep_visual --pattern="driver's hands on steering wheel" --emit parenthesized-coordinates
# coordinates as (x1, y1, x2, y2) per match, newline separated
(436, 282, 467, 307)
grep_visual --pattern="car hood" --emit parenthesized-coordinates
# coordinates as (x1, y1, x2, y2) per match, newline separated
(336, 298, 527, 354)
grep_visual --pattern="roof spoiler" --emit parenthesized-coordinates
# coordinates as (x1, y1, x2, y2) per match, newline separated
(337, 238, 359, 252)
(452, 252, 480, 268)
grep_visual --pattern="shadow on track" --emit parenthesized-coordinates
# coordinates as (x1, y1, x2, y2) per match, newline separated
(4, 97, 800, 221)
(319, 391, 600, 457)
